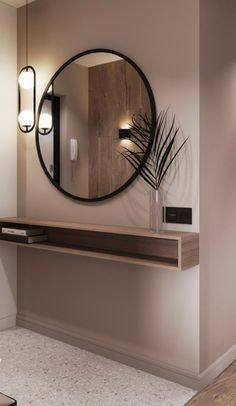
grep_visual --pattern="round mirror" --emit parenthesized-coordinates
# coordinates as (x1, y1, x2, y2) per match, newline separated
(36, 49, 156, 201)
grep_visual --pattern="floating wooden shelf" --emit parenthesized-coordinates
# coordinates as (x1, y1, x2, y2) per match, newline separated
(0, 217, 199, 271)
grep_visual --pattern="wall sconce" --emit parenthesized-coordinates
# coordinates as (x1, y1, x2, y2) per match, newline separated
(18, 0, 36, 133)
(119, 128, 131, 140)
(18, 66, 36, 133)
(38, 84, 54, 135)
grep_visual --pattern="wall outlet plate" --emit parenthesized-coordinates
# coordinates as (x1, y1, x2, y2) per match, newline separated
(163, 207, 192, 225)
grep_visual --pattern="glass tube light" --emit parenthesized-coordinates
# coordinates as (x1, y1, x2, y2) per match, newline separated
(18, 69, 34, 89)
(18, 110, 34, 129)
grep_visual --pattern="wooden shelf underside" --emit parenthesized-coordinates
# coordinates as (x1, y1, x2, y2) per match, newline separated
(0, 217, 199, 271)
(0, 239, 178, 270)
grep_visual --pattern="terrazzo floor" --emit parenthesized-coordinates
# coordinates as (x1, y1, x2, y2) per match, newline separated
(0, 327, 195, 406)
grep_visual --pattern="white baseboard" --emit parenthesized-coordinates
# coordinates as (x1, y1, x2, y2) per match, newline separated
(0, 314, 16, 331)
(199, 342, 236, 387)
(16, 312, 236, 391)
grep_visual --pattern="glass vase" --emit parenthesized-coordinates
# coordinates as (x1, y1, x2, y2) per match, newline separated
(149, 188, 159, 232)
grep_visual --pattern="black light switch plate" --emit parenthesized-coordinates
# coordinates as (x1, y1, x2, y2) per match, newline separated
(163, 207, 192, 225)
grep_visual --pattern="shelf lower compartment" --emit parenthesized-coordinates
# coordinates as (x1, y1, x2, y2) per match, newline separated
(0, 238, 179, 270)
(0, 217, 199, 271)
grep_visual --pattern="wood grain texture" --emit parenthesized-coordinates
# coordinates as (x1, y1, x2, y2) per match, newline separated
(0, 217, 199, 271)
(88, 59, 151, 198)
(180, 235, 199, 270)
(0, 217, 197, 240)
(186, 361, 236, 405)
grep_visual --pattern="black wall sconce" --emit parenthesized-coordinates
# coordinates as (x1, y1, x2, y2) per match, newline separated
(18, 65, 36, 133)
(18, 0, 36, 133)
(119, 128, 131, 140)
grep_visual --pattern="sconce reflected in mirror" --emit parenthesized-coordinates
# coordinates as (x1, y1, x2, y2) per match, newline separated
(39, 113, 53, 135)
(38, 83, 54, 135)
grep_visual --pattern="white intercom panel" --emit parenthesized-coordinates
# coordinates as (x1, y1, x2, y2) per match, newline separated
(70, 138, 78, 161)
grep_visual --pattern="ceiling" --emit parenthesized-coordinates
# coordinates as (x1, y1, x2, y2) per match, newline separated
(77, 53, 122, 68)
(1, 0, 35, 7)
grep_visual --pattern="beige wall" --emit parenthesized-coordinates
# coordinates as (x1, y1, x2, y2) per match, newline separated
(0, 1, 17, 329)
(200, 0, 236, 371)
(55, 63, 89, 197)
(17, 0, 200, 382)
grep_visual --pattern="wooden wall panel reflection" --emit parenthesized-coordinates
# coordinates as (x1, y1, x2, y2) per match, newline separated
(88, 60, 150, 198)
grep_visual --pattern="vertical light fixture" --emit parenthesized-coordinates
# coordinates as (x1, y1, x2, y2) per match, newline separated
(18, 0, 36, 133)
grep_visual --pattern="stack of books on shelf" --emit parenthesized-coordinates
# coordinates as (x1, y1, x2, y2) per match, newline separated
(0, 226, 48, 244)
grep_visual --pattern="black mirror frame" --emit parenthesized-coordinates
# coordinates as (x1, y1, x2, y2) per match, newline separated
(36, 48, 157, 202)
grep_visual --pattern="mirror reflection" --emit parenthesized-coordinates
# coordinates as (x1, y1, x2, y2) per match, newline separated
(37, 51, 153, 201)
